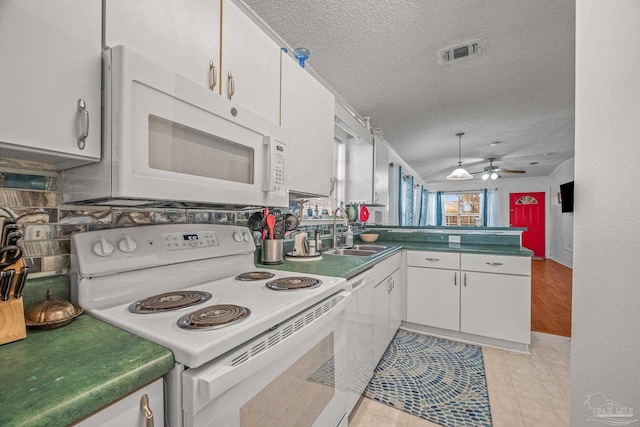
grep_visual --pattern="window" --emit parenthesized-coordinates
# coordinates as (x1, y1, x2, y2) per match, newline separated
(444, 191, 483, 226)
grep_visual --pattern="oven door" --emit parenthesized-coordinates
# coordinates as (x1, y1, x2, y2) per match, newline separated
(108, 45, 288, 207)
(182, 292, 350, 427)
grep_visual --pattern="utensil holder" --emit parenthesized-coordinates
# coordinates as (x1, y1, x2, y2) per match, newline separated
(0, 258, 27, 345)
(261, 239, 283, 265)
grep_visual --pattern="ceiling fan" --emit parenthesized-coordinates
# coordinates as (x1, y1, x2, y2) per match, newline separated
(471, 158, 526, 180)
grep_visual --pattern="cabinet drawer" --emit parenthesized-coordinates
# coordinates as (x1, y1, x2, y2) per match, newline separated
(461, 253, 530, 276)
(407, 251, 459, 269)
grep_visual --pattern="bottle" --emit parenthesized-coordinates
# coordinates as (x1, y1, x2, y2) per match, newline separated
(345, 226, 353, 247)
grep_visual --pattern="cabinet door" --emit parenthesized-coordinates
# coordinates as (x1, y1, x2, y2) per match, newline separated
(281, 53, 335, 196)
(0, 0, 101, 168)
(221, 0, 281, 124)
(346, 137, 374, 203)
(74, 378, 164, 426)
(461, 271, 531, 344)
(388, 269, 402, 335)
(373, 279, 391, 365)
(105, 0, 221, 91)
(406, 267, 460, 331)
(373, 136, 390, 206)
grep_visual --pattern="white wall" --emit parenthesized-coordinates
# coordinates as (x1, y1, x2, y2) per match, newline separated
(571, 2, 640, 425)
(548, 158, 574, 267)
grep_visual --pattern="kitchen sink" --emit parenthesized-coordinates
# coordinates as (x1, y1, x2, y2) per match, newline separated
(323, 245, 389, 257)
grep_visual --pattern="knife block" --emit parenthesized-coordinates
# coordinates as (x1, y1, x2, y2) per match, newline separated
(0, 258, 27, 345)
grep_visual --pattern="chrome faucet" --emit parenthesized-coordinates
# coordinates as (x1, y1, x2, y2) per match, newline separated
(332, 206, 349, 249)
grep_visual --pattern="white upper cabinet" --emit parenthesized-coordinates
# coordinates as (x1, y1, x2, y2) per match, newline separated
(0, 0, 101, 169)
(105, 0, 280, 124)
(221, 0, 281, 124)
(105, 0, 221, 91)
(281, 53, 335, 197)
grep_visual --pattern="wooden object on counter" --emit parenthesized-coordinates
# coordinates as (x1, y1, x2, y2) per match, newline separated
(0, 258, 27, 345)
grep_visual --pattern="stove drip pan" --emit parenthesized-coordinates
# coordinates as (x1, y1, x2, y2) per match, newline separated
(128, 291, 212, 313)
(266, 277, 322, 291)
(177, 304, 251, 330)
(234, 271, 276, 281)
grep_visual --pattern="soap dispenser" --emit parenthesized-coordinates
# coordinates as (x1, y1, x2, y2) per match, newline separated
(345, 226, 353, 247)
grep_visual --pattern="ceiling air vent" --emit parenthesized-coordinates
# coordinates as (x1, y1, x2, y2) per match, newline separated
(439, 39, 483, 64)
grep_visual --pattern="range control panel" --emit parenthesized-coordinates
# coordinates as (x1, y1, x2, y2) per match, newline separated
(72, 224, 256, 277)
(162, 231, 219, 250)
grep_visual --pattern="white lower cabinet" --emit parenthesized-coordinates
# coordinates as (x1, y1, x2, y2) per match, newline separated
(460, 271, 530, 343)
(73, 378, 164, 426)
(406, 250, 531, 345)
(407, 267, 459, 331)
(374, 268, 401, 365)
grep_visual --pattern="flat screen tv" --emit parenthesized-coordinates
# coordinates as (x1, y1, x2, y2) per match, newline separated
(560, 181, 574, 213)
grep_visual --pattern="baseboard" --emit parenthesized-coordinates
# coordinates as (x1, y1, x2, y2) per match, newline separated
(548, 256, 573, 269)
(400, 322, 531, 354)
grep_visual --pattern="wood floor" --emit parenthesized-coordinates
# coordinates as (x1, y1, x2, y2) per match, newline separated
(531, 259, 573, 337)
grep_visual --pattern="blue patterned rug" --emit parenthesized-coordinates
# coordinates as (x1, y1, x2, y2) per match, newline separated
(364, 330, 492, 427)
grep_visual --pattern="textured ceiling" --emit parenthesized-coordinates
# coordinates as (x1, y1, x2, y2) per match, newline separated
(243, 0, 575, 184)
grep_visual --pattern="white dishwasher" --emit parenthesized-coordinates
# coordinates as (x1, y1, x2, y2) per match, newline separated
(344, 271, 376, 416)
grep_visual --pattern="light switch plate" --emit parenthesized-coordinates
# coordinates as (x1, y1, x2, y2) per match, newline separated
(448, 235, 461, 243)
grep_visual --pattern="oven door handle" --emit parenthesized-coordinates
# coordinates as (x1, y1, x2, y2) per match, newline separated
(188, 292, 350, 404)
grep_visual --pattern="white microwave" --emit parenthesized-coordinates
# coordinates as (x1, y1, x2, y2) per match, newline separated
(62, 46, 289, 208)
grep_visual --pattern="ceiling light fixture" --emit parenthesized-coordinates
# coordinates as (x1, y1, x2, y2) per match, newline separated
(447, 132, 473, 180)
(482, 171, 500, 180)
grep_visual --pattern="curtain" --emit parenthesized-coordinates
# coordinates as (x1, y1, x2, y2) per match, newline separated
(482, 188, 488, 226)
(418, 188, 428, 226)
(436, 191, 445, 225)
(425, 191, 437, 225)
(404, 174, 414, 226)
(397, 165, 404, 225)
(485, 188, 500, 227)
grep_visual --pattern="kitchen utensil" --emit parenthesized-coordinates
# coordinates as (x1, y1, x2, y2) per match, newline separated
(1, 269, 15, 301)
(265, 214, 276, 240)
(284, 213, 298, 231)
(24, 289, 83, 329)
(5, 230, 23, 260)
(274, 217, 286, 239)
(0, 245, 22, 269)
(0, 270, 8, 301)
(359, 205, 370, 222)
(347, 204, 356, 222)
(1, 222, 18, 247)
(13, 266, 28, 299)
(247, 212, 264, 232)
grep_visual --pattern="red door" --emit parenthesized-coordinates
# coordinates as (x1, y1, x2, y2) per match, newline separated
(510, 192, 545, 258)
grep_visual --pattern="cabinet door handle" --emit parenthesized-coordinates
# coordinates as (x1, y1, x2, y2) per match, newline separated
(485, 262, 503, 266)
(76, 98, 89, 150)
(227, 71, 235, 99)
(464, 273, 467, 287)
(454, 272, 457, 286)
(209, 61, 217, 90)
(374, 191, 379, 203)
(140, 394, 154, 427)
(425, 258, 440, 262)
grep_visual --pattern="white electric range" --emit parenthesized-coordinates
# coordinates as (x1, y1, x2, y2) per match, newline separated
(71, 224, 350, 427)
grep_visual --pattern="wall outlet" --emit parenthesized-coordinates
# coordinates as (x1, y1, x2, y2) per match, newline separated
(449, 235, 461, 243)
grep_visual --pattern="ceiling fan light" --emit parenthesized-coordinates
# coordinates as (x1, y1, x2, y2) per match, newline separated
(482, 172, 489, 180)
(447, 166, 473, 180)
(491, 172, 499, 180)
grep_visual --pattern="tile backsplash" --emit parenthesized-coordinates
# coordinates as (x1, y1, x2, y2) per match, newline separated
(1, 160, 350, 279)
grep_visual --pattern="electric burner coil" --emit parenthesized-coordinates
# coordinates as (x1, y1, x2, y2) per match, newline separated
(177, 304, 251, 330)
(265, 277, 322, 291)
(234, 271, 276, 281)
(128, 291, 212, 313)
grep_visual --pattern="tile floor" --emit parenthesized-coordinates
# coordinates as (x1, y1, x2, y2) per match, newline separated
(350, 332, 571, 427)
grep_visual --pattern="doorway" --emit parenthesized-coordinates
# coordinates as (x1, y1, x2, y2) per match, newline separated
(509, 192, 545, 258)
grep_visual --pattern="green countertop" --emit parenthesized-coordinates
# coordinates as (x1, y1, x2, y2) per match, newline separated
(0, 314, 174, 426)
(261, 239, 533, 279)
